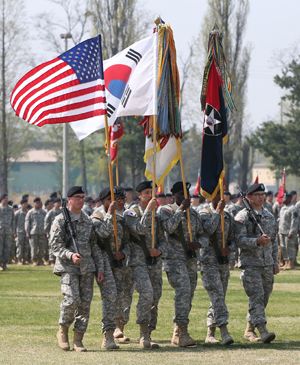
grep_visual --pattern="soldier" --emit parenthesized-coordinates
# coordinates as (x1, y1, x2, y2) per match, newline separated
(50, 186, 104, 352)
(191, 194, 200, 209)
(156, 193, 166, 213)
(92, 186, 132, 349)
(263, 192, 273, 214)
(94, 196, 102, 208)
(82, 197, 94, 216)
(124, 180, 166, 349)
(234, 193, 244, 214)
(295, 198, 300, 266)
(166, 193, 174, 205)
(50, 191, 58, 201)
(231, 194, 238, 204)
(289, 190, 299, 265)
(199, 191, 235, 345)
(224, 191, 237, 217)
(272, 192, 281, 225)
(14, 198, 30, 265)
(25, 197, 47, 266)
(45, 199, 53, 212)
(124, 187, 135, 209)
(290, 190, 297, 205)
(278, 193, 299, 270)
(45, 197, 62, 266)
(159, 181, 208, 347)
(0, 193, 15, 271)
(235, 183, 278, 344)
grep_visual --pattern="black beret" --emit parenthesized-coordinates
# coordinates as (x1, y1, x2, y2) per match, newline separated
(28, 204, 33, 209)
(7, 200, 13, 206)
(284, 192, 292, 198)
(157, 193, 166, 198)
(275, 192, 278, 197)
(125, 187, 134, 192)
(85, 196, 93, 202)
(44, 199, 52, 206)
(67, 186, 84, 197)
(171, 181, 191, 194)
(133, 195, 140, 200)
(246, 184, 265, 195)
(94, 196, 101, 203)
(166, 193, 172, 197)
(136, 181, 153, 192)
(34, 197, 41, 203)
(192, 194, 200, 198)
(224, 191, 231, 197)
(266, 191, 274, 196)
(53, 197, 61, 203)
(20, 198, 28, 204)
(99, 187, 111, 200)
(231, 194, 238, 200)
(22, 194, 29, 199)
(13, 204, 18, 209)
(50, 192, 57, 199)
(115, 186, 126, 197)
(290, 190, 297, 195)
(0, 193, 7, 201)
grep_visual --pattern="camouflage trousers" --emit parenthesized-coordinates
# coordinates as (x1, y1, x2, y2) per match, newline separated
(113, 266, 134, 324)
(164, 259, 198, 326)
(96, 255, 117, 333)
(241, 265, 274, 327)
(201, 263, 230, 327)
(0, 234, 12, 264)
(29, 235, 47, 260)
(16, 234, 30, 260)
(10, 237, 16, 258)
(131, 262, 163, 331)
(48, 237, 55, 261)
(280, 234, 297, 261)
(59, 272, 94, 333)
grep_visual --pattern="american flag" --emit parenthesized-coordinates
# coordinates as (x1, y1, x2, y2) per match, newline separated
(10, 35, 106, 127)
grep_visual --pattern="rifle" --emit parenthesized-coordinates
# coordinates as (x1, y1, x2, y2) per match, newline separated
(58, 191, 80, 255)
(235, 185, 265, 235)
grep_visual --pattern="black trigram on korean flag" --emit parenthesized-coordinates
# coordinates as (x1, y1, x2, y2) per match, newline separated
(121, 85, 132, 108)
(125, 48, 142, 64)
(107, 103, 116, 118)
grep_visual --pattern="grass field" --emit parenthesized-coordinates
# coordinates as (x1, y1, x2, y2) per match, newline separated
(0, 262, 300, 365)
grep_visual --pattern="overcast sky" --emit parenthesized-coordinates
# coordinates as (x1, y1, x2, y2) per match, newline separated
(25, 0, 300, 132)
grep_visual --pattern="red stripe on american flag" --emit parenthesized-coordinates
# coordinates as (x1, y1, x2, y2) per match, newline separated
(28, 84, 105, 123)
(37, 109, 107, 126)
(12, 59, 66, 108)
(11, 58, 61, 103)
(32, 96, 107, 125)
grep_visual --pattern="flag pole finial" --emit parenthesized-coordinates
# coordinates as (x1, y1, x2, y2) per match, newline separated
(154, 17, 160, 26)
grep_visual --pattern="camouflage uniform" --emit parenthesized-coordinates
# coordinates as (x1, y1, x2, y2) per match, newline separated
(124, 204, 166, 332)
(92, 205, 133, 331)
(278, 203, 299, 261)
(295, 201, 300, 255)
(124, 201, 136, 210)
(225, 201, 237, 217)
(192, 202, 209, 214)
(0, 204, 15, 264)
(263, 201, 273, 214)
(50, 211, 103, 333)
(82, 202, 94, 216)
(234, 202, 245, 214)
(235, 207, 278, 326)
(44, 208, 61, 261)
(25, 208, 47, 260)
(159, 204, 208, 326)
(14, 208, 30, 261)
(272, 202, 281, 227)
(200, 204, 236, 328)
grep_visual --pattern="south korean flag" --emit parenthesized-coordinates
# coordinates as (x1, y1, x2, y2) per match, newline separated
(204, 104, 222, 136)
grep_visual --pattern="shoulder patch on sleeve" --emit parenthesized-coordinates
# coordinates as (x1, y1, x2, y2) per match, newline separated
(163, 206, 172, 214)
(200, 209, 210, 215)
(51, 225, 58, 232)
(235, 217, 244, 224)
(93, 212, 103, 220)
(126, 211, 137, 217)
(26, 213, 30, 218)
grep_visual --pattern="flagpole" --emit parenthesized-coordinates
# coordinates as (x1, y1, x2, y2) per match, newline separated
(116, 156, 119, 185)
(178, 141, 193, 242)
(219, 175, 226, 249)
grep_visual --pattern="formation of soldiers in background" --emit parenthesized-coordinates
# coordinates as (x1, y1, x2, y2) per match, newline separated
(0, 182, 297, 351)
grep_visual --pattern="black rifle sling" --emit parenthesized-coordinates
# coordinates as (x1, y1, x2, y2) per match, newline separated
(169, 221, 190, 252)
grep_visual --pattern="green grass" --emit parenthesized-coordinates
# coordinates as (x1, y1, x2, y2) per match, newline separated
(1, 262, 300, 365)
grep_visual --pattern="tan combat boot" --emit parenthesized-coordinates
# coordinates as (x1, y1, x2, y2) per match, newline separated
(284, 260, 295, 270)
(139, 323, 151, 349)
(229, 263, 235, 270)
(178, 324, 196, 347)
(220, 324, 234, 345)
(171, 325, 179, 345)
(244, 321, 261, 342)
(102, 329, 119, 350)
(50, 260, 55, 267)
(73, 331, 87, 352)
(0, 263, 4, 271)
(32, 259, 38, 266)
(149, 331, 159, 348)
(256, 323, 275, 343)
(17, 258, 23, 266)
(56, 326, 70, 351)
(205, 326, 220, 344)
(38, 258, 45, 266)
(114, 319, 130, 342)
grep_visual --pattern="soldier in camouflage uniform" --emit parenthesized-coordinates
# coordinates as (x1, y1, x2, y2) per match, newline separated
(50, 186, 104, 352)
(235, 183, 279, 344)
(0, 193, 15, 271)
(82, 197, 94, 216)
(290, 190, 299, 265)
(263, 191, 273, 214)
(14, 198, 30, 265)
(234, 193, 244, 214)
(92, 186, 132, 349)
(124, 180, 166, 349)
(25, 197, 47, 266)
(224, 192, 237, 217)
(272, 193, 281, 225)
(199, 192, 235, 345)
(295, 199, 300, 265)
(124, 187, 135, 210)
(44, 197, 61, 266)
(278, 193, 299, 270)
(159, 181, 208, 347)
